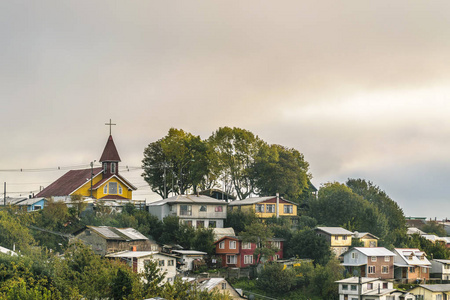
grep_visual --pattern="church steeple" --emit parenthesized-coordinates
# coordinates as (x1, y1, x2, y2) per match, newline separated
(100, 134, 121, 177)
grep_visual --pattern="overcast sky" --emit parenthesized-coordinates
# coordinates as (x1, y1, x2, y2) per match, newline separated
(1, 1, 450, 218)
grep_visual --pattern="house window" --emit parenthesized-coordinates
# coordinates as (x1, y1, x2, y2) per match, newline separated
(335, 236, 339, 240)
(273, 254, 279, 261)
(219, 241, 225, 249)
(342, 284, 348, 290)
(350, 285, 357, 291)
(226, 255, 237, 264)
(168, 260, 174, 266)
(437, 295, 442, 300)
(385, 256, 390, 262)
(368, 266, 375, 274)
(208, 221, 216, 228)
(159, 260, 165, 267)
(351, 252, 358, 259)
(33, 205, 42, 210)
(422, 267, 427, 273)
(184, 220, 193, 227)
(242, 242, 251, 249)
(272, 241, 281, 249)
(371, 256, 377, 262)
(229, 241, 236, 249)
(284, 205, 293, 214)
(266, 204, 275, 213)
(215, 206, 223, 212)
(409, 267, 415, 273)
(244, 255, 253, 264)
(367, 283, 373, 289)
(382, 266, 389, 274)
(103, 184, 108, 194)
(103, 163, 107, 173)
(180, 205, 192, 216)
(383, 282, 388, 289)
(342, 236, 347, 240)
(111, 163, 116, 174)
(196, 221, 204, 228)
(221, 282, 227, 289)
(118, 185, 122, 194)
(255, 204, 264, 213)
(199, 205, 207, 212)
(109, 182, 117, 194)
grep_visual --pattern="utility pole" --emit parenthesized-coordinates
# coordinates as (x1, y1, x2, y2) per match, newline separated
(3, 182, 5, 206)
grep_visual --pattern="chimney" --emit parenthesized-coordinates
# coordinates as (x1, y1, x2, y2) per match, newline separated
(132, 246, 137, 251)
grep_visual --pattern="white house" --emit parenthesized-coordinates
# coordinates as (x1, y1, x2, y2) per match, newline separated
(105, 251, 178, 283)
(147, 195, 227, 229)
(335, 277, 414, 300)
(172, 250, 207, 272)
(431, 259, 450, 280)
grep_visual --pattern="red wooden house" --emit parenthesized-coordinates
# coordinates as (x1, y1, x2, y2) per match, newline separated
(214, 236, 284, 268)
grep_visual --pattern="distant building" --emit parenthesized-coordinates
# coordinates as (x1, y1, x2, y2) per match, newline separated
(183, 277, 245, 299)
(106, 250, 177, 283)
(147, 194, 227, 229)
(36, 130, 137, 204)
(0, 197, 46, 212)
(393, 248, 431, 283)
(71, 226, 159, 256)
(353, 231, 379, 248)
(335, 277, 414, 300)
(315, 227, 353, 258)
(342, 247, 395, 279)
(408, 284, 450, 300)
(171, 250, 207, 272)
(228, 196, 298, 220)
(430, 259, 450, 280)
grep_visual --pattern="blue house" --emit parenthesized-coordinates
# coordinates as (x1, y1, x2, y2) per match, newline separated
(14, 198, 47, 212)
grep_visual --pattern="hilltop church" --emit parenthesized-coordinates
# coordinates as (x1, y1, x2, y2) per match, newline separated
(36, 123, 137, 203)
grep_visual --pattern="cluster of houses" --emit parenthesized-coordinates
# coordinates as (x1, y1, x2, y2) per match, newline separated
(6, 130, 450, 299)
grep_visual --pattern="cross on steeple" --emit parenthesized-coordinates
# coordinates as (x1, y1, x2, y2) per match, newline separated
(105, 119, 116, 136)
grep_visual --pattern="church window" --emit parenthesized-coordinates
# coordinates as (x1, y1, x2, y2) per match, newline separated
(103, 163, 107, 173)
(103, 185, 108, 194)
(111, 163, 116, 174)
(109, 182, 118, 194)
(118, 185, 122, 194)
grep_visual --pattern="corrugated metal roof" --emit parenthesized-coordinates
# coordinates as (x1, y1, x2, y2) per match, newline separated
(353, 247, 395, 257)
(147, 194, 227, 206)
(172, 250, 207, 255)
(315, 227, 353, 235)
(418, 284, 450, 292)
(116, 228, 148, 240)
(228, 196, 297, 206)
(91, 226, 123, 239)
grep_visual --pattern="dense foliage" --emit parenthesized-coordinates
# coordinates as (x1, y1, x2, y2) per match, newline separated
(142, 127, 312, 203)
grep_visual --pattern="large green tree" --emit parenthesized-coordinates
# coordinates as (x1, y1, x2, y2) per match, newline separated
(208, 127, 265, 200)
(309, 182, 388, 240)
(251, 144, 310, 202)
(142, 128, 210, 197)
(285, 229, 332, 266)
(346, 178, 407, 247)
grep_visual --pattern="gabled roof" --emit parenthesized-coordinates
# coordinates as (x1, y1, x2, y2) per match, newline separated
(315, 227, 353, 235)
(100, 135, 121, 162)
(106, 251, 177, 259)
(394, 248, 431, 267)
(347, 247, 395, 257)
(91, 174, 137, 191)
(414, 284, 450, 292)
(148, 194, 226, 206)
(228, 196, 297, 206)
(36, 167, 103, 197)
(353, 231, 379, 240)
(81, 226, 148, 241)
(14, 198, 47, 206)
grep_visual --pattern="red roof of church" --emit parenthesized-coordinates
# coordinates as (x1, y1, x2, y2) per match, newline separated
(100, 135, 121, 162)
(36, 167, 103, 197)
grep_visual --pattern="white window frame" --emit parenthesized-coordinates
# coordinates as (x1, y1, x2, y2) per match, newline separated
(118, 185, 122, 194)
(368, 266, 375, 274)
(384, 256, 390, 262)
(371, 256, 377, 262)
(226, 255, 237, 264)
(219, 241, 225, 249)
(244, 255, 253, 264)
(229, 240, 236, 249)
(255, 204, 264, 213)
(111, 163, 116, 174)
(382, 265, 389, 274)
(266, 204, 275, 213)
(242, 242, 251, 249)
(284, 204, 293, 214)
(103, 184, 108, 194)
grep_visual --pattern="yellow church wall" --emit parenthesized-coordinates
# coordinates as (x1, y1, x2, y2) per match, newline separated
(72, 174, 104, 197)
(72, 175, 132, 200)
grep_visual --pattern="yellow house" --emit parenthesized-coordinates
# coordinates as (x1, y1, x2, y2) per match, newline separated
(228, 196, 298, 219)
(408, 284, 450, 299)
(36, 134, 136, 201)
(353, 231, 379, 247)
(315, 227, 353, 258)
